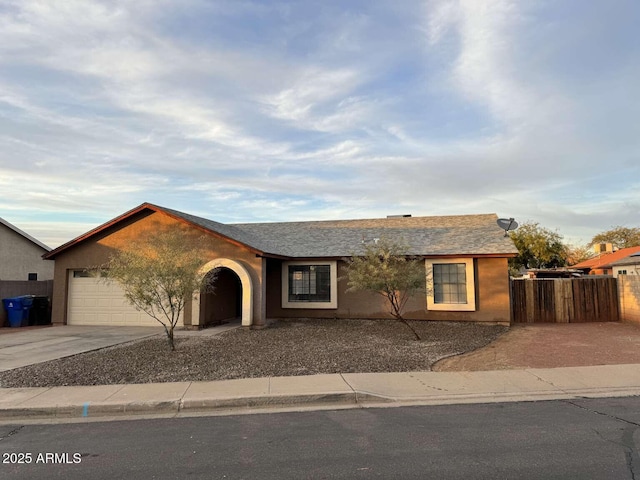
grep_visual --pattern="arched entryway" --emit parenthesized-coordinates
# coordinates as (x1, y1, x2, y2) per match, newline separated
(200, 267, 242, 325)
(192, 259, 254, 327)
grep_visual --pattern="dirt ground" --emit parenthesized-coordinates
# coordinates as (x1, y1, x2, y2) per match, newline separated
(433, 322, 640, 371)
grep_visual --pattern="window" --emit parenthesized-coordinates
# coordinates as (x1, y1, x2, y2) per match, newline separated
(282, 261, 338, 309)
(425, 258, 476, 311)
(28, 273, 37, 281)
(433, 263, 467, 304)
(72, 270, 106, 278)
(619, 269, 627, 275)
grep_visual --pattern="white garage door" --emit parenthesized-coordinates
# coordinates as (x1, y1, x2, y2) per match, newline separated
(67, 271, 182, 327)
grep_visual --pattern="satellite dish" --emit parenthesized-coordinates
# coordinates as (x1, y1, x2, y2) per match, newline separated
(497, 218, 518, 237)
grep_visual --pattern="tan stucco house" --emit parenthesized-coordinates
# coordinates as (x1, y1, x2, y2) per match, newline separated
(44, 203, 517, 328)
(0, 217, 54, 281)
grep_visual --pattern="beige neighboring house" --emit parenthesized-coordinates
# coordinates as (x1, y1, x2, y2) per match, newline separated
(44, 203, 518, 328)
(610, 253, 640, 278)
(0, 217, 54, 281)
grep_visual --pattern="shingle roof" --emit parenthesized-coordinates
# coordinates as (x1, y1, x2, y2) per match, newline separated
(232, 214, 518, 257)
(44, 203, 518, 259)
(160, 207, 282, 254)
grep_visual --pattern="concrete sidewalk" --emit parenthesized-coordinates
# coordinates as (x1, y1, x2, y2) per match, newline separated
(2, 364, 640, 422)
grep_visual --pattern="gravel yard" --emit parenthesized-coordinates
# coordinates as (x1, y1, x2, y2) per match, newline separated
(0, 319, 506, 387)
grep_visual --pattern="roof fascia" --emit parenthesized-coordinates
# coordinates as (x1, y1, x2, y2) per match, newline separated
(273, 253, 517, 261)
(43, 203, 158, 259)
(44, 203, 265, 259)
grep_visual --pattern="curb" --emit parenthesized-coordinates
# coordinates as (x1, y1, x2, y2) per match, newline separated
(0, 393, 364, 420)
(2, 387, 640, 422)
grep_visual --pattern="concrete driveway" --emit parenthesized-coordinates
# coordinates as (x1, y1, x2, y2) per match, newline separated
(0, 325, 160, 371)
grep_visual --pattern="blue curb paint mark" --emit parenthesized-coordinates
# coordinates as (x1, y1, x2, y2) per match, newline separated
(82, 402, 89, 417)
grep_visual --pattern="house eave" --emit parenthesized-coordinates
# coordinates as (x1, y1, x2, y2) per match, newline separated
(1, 217, 51, 252)
(43, 203, 267, 260)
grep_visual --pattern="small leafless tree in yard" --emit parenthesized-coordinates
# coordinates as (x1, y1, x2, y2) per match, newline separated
(99, 226, 214, 351)
(342, 237, 425, 340)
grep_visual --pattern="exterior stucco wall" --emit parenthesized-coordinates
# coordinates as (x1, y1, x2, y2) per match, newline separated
(50, 211, 266, 326)
(619, 275, 640, 323)
(0, 225, 54, 281)
(613, 264, 640, 278)
(266, 257, 511, 323)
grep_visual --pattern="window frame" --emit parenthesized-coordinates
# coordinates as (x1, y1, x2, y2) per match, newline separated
(425, 258, 476, 311)
(281, 260, 338, 309)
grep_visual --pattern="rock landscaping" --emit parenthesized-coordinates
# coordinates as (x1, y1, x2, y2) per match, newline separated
(0, 318, 507, 387)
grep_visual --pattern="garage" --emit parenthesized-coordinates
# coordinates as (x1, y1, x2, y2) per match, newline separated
(67, 270, 181, 326)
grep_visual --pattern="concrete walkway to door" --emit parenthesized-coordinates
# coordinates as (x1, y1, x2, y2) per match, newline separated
(0, 325, 161, 372)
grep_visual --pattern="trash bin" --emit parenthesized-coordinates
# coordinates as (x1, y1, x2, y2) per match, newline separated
(2, 296, 34, 327)
(29, 296, 51, 325)
(18, 296, 34, 325)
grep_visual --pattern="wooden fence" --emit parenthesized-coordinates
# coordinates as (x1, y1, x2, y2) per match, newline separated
(511, 277, 619, 323)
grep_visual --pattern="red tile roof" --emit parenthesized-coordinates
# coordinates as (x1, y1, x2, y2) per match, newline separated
(571, 246, 640, 270)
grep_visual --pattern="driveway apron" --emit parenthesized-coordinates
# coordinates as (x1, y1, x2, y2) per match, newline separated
(0, 326, 160, 371)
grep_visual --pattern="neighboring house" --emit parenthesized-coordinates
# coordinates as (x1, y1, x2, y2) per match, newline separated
(571, 246, 640, 276)
(43, 203, 518, 328)
(0, 217, 54, 281)
(609, 252, 640, 278)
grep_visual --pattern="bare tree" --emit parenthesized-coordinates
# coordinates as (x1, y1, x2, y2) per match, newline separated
(343, 237, 424, 340)
(566, 244, 596, 265)
(101, 226, 213, 351)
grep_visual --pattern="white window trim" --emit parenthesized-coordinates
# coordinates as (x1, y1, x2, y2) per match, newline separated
(282, 261, 338, 309)
(425, 258, 476, 311)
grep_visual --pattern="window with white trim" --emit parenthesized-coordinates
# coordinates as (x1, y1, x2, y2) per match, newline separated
(425, 258, 476, 311)
(282, 261, 338, 309)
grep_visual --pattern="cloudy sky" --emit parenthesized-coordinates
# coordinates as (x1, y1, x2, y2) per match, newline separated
(1, 0, 638, 248)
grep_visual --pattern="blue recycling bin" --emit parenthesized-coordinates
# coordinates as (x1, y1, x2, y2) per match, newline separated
(3, 296, 34, 327)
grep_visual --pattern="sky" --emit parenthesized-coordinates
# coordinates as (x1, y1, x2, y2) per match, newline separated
(0, 0, 638, 249)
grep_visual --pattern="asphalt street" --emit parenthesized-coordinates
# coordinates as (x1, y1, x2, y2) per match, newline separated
(2, 397, 640, 479)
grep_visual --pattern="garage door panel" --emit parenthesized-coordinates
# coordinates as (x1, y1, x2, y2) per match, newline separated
(68, 272, 182, 327)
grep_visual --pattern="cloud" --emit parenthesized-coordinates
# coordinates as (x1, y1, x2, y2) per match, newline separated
(0, 0, 638, 248)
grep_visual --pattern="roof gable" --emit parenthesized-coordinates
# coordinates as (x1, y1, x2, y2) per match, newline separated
(44, 203, 269, 259)
(0, 217, 51, 252)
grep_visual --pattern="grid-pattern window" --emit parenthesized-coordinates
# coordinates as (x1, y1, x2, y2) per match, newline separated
(288, 265, 331, 303)
(433, 263, 467, 304)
